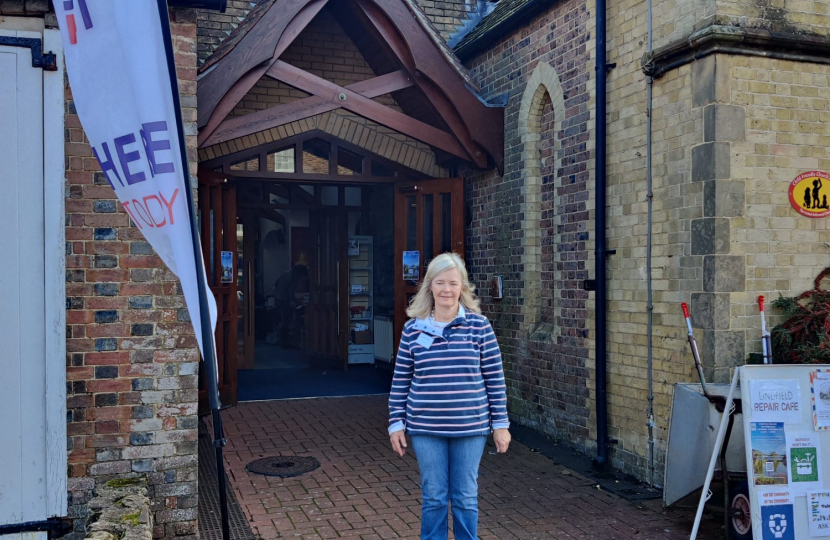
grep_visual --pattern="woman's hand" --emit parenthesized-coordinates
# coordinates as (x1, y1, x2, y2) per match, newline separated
(493, 428, 511, 453)
(390, 430, 408, 457)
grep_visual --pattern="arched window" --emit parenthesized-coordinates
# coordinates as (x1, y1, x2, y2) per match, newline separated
(518, 63, 565, 340)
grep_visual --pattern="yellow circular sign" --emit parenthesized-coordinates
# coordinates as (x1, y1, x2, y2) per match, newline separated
(789, 171, 830, 218)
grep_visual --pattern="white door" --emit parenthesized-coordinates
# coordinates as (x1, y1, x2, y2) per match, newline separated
(0, 25, 66, 526)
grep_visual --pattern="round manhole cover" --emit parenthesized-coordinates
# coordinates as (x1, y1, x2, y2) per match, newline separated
(246, 456, 320, 478)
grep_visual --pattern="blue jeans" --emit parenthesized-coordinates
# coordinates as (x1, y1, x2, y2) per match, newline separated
(411, 434, 487, 540)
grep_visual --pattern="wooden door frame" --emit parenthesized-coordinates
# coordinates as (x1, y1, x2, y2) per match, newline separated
(393, 178, 465, 351)
(197, 172, 239, 411)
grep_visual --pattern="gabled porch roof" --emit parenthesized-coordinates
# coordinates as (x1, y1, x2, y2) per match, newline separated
(196, 0, 505, 173)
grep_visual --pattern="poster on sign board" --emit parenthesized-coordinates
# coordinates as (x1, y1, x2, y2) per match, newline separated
(811, 370, 830, 430)
(787, 431, 823, 495)
(739, 366, 830, 540)
(809, 491, 830, 537)
(761, 503, 797, 540)
(750, 379, 803, 424)
(751, 422, 789, 486)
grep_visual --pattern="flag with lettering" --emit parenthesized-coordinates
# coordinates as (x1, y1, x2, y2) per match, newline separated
(54, 1, 217, 357)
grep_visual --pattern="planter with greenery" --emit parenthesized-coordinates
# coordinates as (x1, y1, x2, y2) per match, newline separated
(766, 267, 830, 365)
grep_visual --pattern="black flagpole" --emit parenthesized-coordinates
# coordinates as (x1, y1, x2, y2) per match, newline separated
(156, 2, 230, 540)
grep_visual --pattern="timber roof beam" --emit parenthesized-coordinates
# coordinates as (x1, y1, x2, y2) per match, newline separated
(197, 0, 504, 172)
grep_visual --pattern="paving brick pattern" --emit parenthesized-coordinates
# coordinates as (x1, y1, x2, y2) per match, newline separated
(216, 396, 721, 539)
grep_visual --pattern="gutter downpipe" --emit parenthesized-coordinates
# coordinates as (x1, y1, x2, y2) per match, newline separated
(646, 0, 656, 486)
(593, 0, 609, 469)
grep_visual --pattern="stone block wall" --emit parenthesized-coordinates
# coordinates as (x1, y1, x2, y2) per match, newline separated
(604, 0, 830, 483)
(605, 0, 706, 478)
(462, 0, 596, 448)
(716, 0, 830, 37)
(725, 54, 830, 349)
(64, 9, 201, 539)
(653, 0, 830, 52)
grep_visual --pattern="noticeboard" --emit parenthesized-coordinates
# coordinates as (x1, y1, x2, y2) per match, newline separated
(741, 365, 830, 539)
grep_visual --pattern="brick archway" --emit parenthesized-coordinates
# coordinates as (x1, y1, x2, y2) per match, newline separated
(518, 62, 565, 336)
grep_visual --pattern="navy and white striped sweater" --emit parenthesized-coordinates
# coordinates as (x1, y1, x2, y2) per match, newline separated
(388, 307, 510, 437)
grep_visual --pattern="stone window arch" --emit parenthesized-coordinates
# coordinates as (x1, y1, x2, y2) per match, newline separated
(518, 63, 565, 338)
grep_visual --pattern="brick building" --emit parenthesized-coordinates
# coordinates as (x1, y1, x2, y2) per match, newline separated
(193, 0, 830, 486)
(450, 0, 830, 483)
(1, 0, 829, 538)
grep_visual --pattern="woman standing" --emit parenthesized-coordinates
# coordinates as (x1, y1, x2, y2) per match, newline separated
(388, 253, 510, 540)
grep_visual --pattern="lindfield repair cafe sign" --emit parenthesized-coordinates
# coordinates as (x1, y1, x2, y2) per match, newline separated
(789, 171, 830, 219)
(54, 1, 217, 356)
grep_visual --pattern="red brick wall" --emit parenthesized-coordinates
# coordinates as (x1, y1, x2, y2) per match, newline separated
(196, 0, 259, 65)
(228, 8, 398, 118)
(196, 0, 475, 65)
(64, 9, 201, 540)
(463, 1, 594, 446)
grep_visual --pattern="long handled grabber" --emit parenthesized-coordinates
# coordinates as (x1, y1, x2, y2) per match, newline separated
(681, 302, 709, 397)
(759, 295, 773, 364)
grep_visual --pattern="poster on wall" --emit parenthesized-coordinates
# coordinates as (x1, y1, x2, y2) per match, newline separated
(403, 251, 420, 281)
(808, 491, 830, 537)
(811, 370, 830, 430)
(789, 171, 830, 219)
(220, 251, 233, 284)
(750, 379, 803, 424)
(751, 422, 789, 486)
(787, 431, 823, 495)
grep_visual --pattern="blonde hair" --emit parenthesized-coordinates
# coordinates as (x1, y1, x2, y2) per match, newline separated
(406, 252, 481, 319)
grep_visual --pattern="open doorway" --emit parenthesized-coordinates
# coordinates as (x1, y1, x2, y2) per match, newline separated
(198, 133, 467, 408)
(233, 178, 397, 400)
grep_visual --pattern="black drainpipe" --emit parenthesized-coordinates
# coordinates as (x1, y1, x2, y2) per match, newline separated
(593, 0, 610, 469)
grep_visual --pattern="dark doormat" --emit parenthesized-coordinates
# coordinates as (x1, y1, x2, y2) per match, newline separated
(511, 424, 663, 501)
(237, 362, 393, 401)
(198, 420, 256, 540)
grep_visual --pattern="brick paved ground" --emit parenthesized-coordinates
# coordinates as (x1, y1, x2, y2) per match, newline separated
(215, 396, 722, 539)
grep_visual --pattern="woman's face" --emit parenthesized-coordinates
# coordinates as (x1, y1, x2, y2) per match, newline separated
(431, 267, 462, 311)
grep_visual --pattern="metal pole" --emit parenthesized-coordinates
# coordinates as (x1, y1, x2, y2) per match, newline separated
(759, 295, 773, 364)
(645, 0, 655, 486)
(593, 0, 609, 469)
(156, 3, 229, 539)
(682, 303, 709, 397)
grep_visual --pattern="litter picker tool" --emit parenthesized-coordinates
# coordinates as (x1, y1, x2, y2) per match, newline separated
(681, 302, 709, 397)
(759, 295, 773, 364)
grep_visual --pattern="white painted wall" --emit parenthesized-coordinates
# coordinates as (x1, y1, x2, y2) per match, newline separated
(0, 23, 67, 525)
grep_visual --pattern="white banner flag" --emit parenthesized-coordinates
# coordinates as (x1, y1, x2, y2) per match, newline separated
(55, 1, 217, 357)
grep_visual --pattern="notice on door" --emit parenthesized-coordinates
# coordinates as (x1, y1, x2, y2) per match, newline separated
(750, 379, 802, 424)
(403, 251, 420, 281)
(221, 251, 234, 284)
